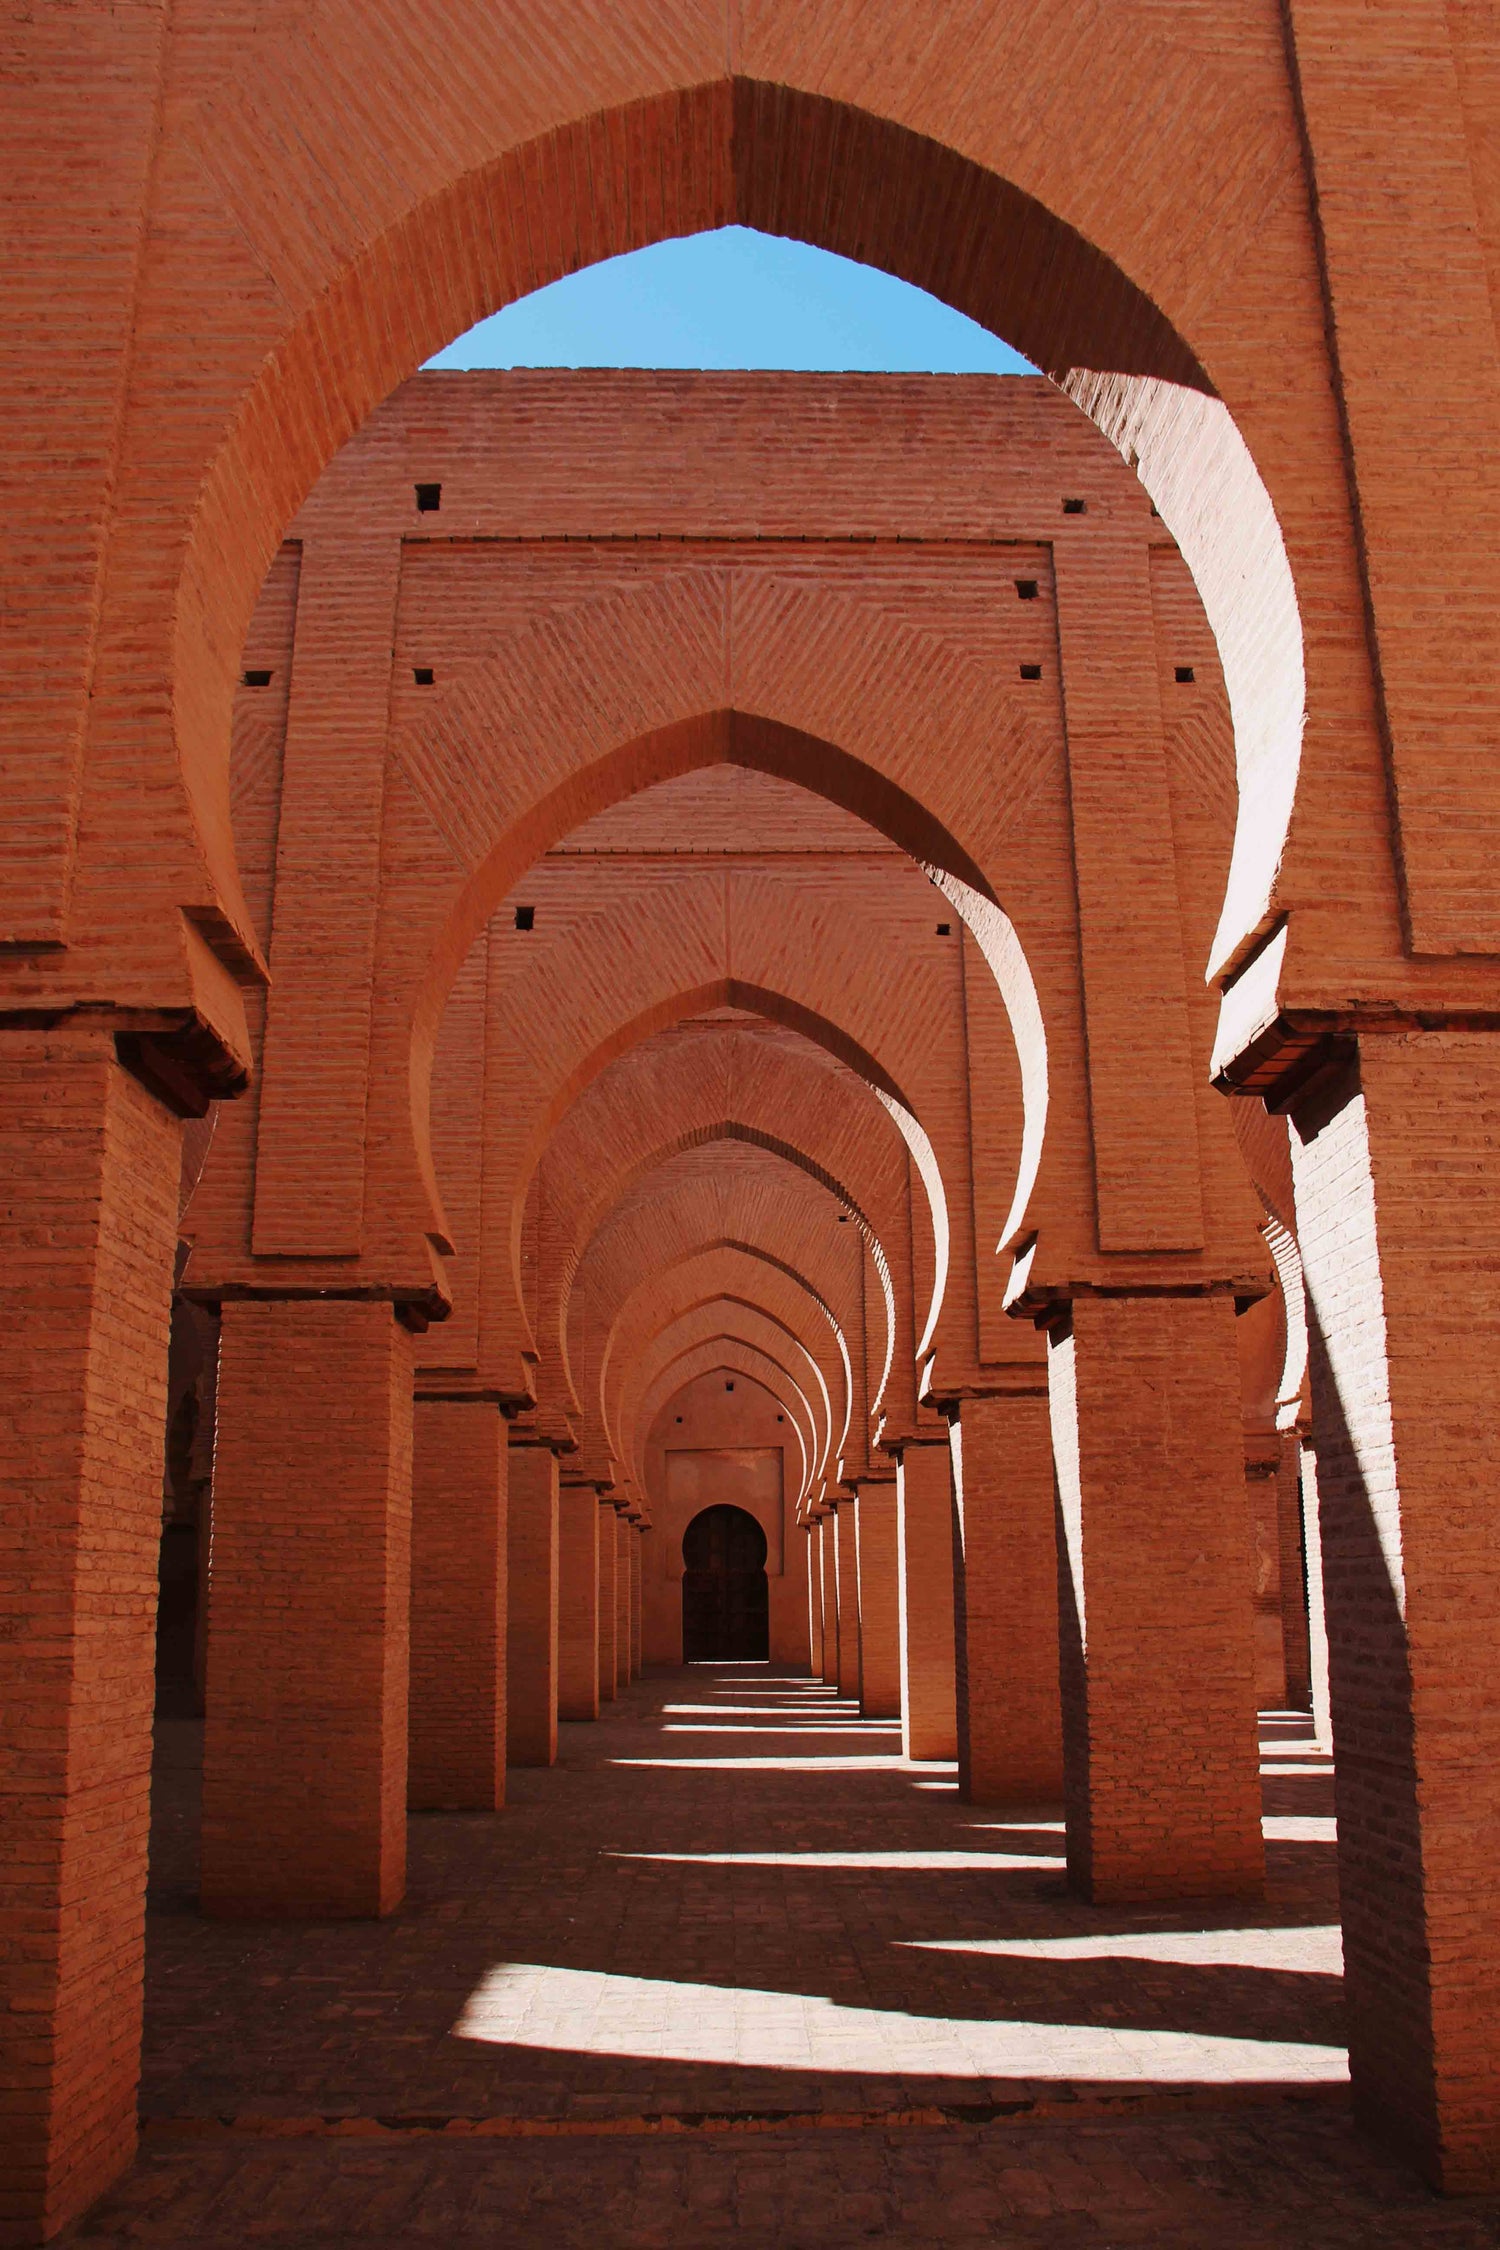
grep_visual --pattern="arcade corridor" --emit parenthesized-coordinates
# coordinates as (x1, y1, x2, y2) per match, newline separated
(58, 1670, 1500, 2246)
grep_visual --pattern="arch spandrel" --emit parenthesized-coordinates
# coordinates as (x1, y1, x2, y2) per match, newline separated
(148, 42, 1339, 989)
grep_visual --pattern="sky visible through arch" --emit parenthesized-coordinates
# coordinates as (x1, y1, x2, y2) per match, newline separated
(427, 226, 1038, 375)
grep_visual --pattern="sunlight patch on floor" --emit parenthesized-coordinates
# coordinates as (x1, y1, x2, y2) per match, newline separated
(901, 1927, 1344, 1974)
(606, 1848, 1065, 1870)
(456, 1963, 1348, 2082)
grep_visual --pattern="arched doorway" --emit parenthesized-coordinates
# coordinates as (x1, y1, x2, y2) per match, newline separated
(682, 1505, 770, 1662)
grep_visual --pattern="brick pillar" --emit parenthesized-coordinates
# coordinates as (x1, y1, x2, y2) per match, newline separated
(897, 1439, 958, 1760)
(1289, 1035, 1500, 2190)
(1049, 1294, 1262, 1903)
(630, 1530, 643, 1676)
(203, 1300, 415, 1918)
(507, 1441, 559, 1766)
(952, 1390, 1063, 1804)
(597, 1503, 619, 1703)
(807, 1524, 824, 1676)
(0, 1036, 179, 2242)
(1276, 1430, 1313, 1710)
(409, 1398, 505, 1811)
(615, 1516, 632, 1685)
(833, 1504, 861, 1699)
(818, 1514, 839, 1685)
(557, 1480, 600, 1721)
(853, 1478, 901, 1718)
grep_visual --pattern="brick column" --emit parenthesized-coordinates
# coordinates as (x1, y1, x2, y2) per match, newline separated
(818, 1514, 839, 1686)
(1289, 1035, 1500, 2190)
(807, 1524, 824, 1676)
(853, 1478, 901, 1718)
(409, 1398, 506, 1811)
(557, 1480, 600, 1721)
(0, 1035, 179, 2242)
(1049, 1294, 1262, 1903)
(203, 1299, 415, 1917)
(952, 1390, 1063, 1804)
(597, 1503, 619, 1703)
(629, 1530, 643, 1676)
(1276, 1430, 1313, 1710)
(897, 1439, 958, 1760)
(833, 1504, 861, 1700)
(507, 1441, 559, 1766)
(615, 1515, 632, 1686)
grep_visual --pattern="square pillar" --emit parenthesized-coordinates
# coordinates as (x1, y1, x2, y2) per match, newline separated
(1289, 1035, 1500, 2190)
(1276, 1430, 1313, 1710)
(507, 1441, 559, 1766)
(952, 1390, 1063, 1804)
(833, 1504, 861, 1700)
(897, 1440, 958, 1760)
(629, 1531, 642, 1676)
(1049, 1294, 1262, 1903)
(409, 1397, 506, 1810)
(0, 1036, 179, 2242)
(557, 1481, 600, 1720)
(203, 1300, 415, 1918)
(807, 1524, 824, 1675)
(818, 1514, 839, 1685)
(853, 1478, 901, 1718)
(597, 1504, 619, 1701)
(615, 1515, 632, 1685)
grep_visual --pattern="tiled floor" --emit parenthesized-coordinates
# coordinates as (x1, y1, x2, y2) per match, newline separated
(62, 1668, 1500, 2246)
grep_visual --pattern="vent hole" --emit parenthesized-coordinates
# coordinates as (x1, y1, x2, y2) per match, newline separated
(415, 482, 441, 513)
(675, 1415, 683, 1424)
(1062, 497, 1087, 515)
(1175, 665, 1196, 684)
(1019, 663, 1042, 681)
(936, 922, 951, 937)
(242, 668, 272, 687)
(777, 1414, 784, 1424)
(1014, 578, 1039, 601)
(514, 905, 535, 932)
(413, 665, 435, 686)
(725, 1381, 735, 1393)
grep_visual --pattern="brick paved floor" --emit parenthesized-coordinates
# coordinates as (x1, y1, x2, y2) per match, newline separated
(60, 1668, 1500, 2246)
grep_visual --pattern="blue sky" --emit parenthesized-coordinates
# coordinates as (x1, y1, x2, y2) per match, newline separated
(426, 226, 1036, 375)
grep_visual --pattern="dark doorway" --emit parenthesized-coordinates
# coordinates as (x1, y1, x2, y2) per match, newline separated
(682, 1505, 770, 1661)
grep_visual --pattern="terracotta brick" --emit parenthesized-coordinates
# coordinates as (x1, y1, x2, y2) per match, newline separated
(897, 1441, 958, 1761)
(507, 1442, 560, 1768)
(556, 1483, 600, 1723)
(409, 1398, 506, 1811)
(202, 1302, 414, 1919)
(0, 1036, 179, 2242)
(952, 1391, 1063, 1805)
(1049, 1296, 1263, 1904)
(852, 1479, 901, 1719)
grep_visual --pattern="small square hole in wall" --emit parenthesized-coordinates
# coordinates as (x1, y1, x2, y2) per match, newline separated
(777, 1414, 784, 1424)
(1015, 578, 1039, 601)
(415, 482, 441, 513)
(1019, 663, 1042, 681)
(936, 922, 951, 937)
(242, 667, 272, 687)
(1175, 665, 1196, 684)
(675, 1415, 683, 1424)
(1062, 496, 1087, 515)
(413, 666, 435, 686)
(838, 1213, 849, 1223)
(514, 905, 535, 931)
(725, 1381, 735, 1393)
